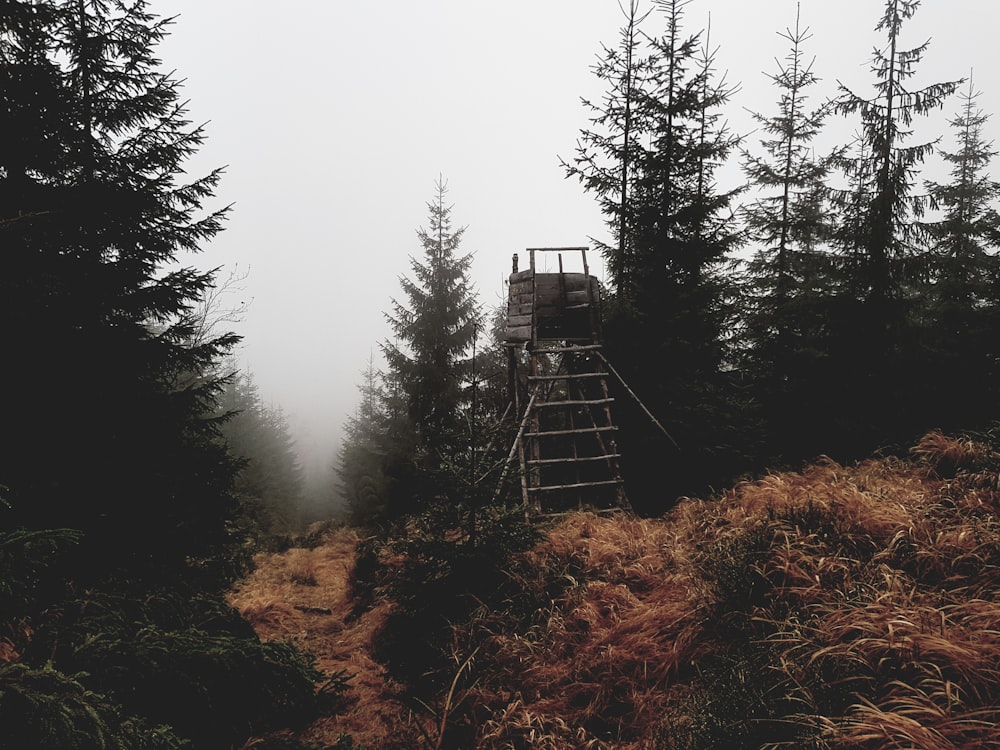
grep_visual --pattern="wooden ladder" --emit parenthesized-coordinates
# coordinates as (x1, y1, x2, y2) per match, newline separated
(520, 344, 631, 514)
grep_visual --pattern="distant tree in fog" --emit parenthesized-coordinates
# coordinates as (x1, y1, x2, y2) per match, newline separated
(336, 354, 395, 526)
(217, 365, 305, 536)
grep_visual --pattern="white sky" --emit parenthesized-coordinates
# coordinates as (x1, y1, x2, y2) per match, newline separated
(155, 0, 1000, 477)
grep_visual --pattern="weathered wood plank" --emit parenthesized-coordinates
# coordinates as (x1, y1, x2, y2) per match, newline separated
(526, 479, 624, 493)
(535, 397, 614, 408)
(505, 325, 532, 342)
(527, 372, 604, 381)
(527, 454, 622, 466)
(509, 270, 533, 283)
(507, 313, 532, 328)
(524, 425, 618, 437)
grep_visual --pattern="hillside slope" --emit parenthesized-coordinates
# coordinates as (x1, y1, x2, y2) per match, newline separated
(230, 431, 1000, 749)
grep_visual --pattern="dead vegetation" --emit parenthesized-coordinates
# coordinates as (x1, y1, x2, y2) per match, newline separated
(230, 431, 1000, 749)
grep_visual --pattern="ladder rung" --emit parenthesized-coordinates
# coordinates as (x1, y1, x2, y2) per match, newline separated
(535, 398, 614, 408)
(530, 345, 603, 353)
(527, 479, 624, 493)
(534, 508, 623, 520)
(525, 426, 618, 438)
(527, 454, 622, 466)
(528, 372, 605, 381)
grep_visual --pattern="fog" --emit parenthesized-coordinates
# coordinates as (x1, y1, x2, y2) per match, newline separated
(155, 0, 1000, 479)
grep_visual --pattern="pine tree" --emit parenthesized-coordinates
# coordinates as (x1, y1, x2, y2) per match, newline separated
(831, 0, 960, 321)
(382, 178, 480, 463)
(336, 354, 395, 526)
(739, 5, 839, 460)
(921, 79, 1000, 430)
(0, 0, 240, 586)
(589, 0, 749, 508)
(563, 0, 654, 295)
(827, 0, 961, 452)
(566, 0, 753, 507)
(217, 367, 305, 536)
(0, 5, 327, 748)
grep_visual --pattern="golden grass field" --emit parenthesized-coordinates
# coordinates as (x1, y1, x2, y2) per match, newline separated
(230, 431, 1000, 749)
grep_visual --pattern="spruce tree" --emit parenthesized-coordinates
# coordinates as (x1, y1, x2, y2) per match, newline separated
(0, 5, 327, 748)
(921, 79, 1000, 430)
(563, 0, 654, 294)
(739, 6, 839, 461)
(827, 0, 961, 452)
(336, 354, 394, 526)
(832, 0, 959, 312)
(217, 367, 305, 537)
(0, 0, 240, 587)
(382, 178, 480, 464)
(606, 2, 747, 508)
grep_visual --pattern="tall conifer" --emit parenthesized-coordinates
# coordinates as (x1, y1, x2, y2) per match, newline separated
(382, 178, 480, 463)
(596, 0, 747, 507)
(0, 0, 239, 585)
(0, 5, 326, 748)
(921, 80, 1000, 429)
(827, 0, 961, 452)
(739, 6, 839, 460)
(563, 0, 654, 295)
(831, 0, 960, 320)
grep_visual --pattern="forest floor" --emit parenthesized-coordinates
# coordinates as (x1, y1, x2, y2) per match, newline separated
(229, 430, 1000, 749)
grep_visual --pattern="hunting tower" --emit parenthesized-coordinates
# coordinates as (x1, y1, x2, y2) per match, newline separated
(503, 247, 631, 514)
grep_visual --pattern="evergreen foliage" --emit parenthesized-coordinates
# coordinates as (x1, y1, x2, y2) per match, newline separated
(336, 355, 397, 526)
(920, 80, 1000, 432)
(218, 366, 306, 537)
(568, 0, 753, 509)
(0, 570, 326, 749)
(823, 0, 962, 454)
(831, 0, 960, 315)
(738, 7, 841, 462)
(339, 178, 482, 525)
(358, 501, 540, 700)
(383, 177, 480, 460)
(0, 4, 329, 749)
(556, 0, 1000, 501)
(0, 0, 242, 589)
(0, 525, 82, 619)
(563, 0, 654, 292)
(0, 663, 188, 750)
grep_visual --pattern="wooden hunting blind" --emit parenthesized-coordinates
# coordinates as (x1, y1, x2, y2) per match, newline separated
(505, 269, 601, 344)
(502, 247, 632, 515)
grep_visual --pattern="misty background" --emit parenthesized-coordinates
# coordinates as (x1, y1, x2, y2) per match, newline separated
(154, 0, 1000, 482)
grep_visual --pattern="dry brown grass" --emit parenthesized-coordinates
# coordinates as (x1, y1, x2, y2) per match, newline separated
(227, 527, 438, 749)
(464, 512, 708, 749)
(911, 430, 999, 477)
(232, 431, 1000, 750)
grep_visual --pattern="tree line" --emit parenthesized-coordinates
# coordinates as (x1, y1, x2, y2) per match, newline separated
(568, 0, 1000, 512)
(340, 0, 1000, 521)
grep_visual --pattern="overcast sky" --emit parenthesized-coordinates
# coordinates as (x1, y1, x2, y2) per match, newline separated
(155, 0, 1000, 478)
